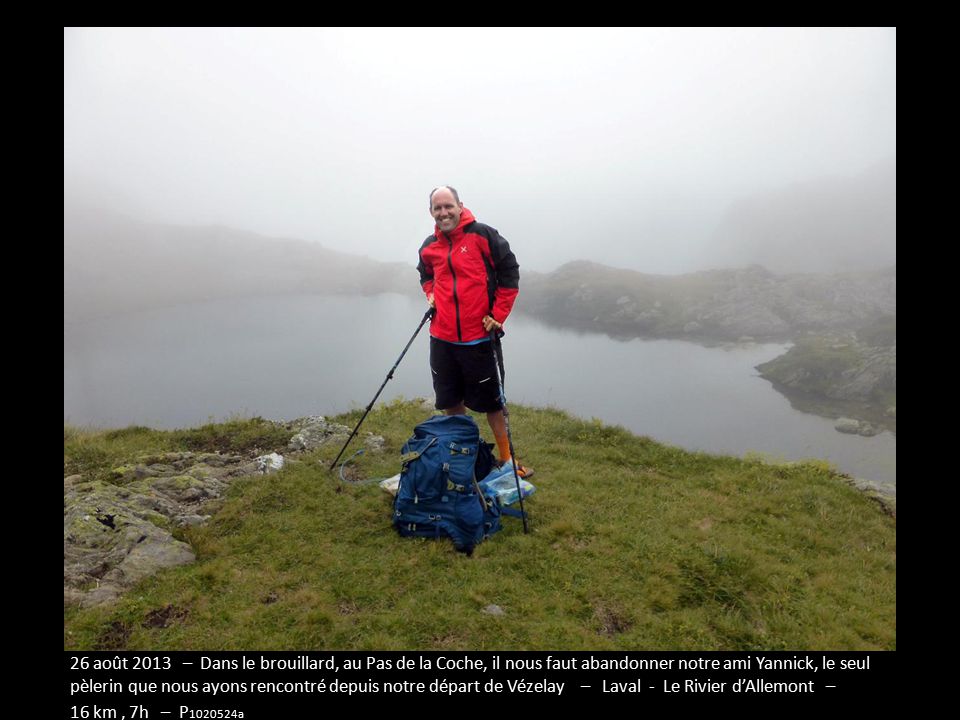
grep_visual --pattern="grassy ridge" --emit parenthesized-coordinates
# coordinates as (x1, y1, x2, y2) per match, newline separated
(64, 400, 895, 650)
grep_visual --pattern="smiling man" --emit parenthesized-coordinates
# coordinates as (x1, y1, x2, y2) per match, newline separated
(417, 186, 533, 478)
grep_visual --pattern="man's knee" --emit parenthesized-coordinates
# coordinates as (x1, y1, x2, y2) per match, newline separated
(443, 402, 467, 416)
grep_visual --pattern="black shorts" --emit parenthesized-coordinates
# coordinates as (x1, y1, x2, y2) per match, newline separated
(430, 337, 503, 413)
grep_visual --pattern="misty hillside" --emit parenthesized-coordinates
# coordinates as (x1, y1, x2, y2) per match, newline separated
(707, 158, 896, 274)
(65, 203, 895, 345)
(522, 261, 896, 342)
(63, 205, 416, 323)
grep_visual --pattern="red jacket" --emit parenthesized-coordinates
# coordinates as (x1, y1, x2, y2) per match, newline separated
(417, 207, 520, 343)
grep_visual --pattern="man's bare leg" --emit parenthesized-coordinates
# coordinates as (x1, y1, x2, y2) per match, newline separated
(487, 409, 510, 461)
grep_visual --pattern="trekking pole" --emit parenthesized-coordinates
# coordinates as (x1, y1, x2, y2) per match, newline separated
(328, 307, 435, 471)
(489, 329, 530, 534)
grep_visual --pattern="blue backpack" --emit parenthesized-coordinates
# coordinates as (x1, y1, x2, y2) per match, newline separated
(393, 415, 503, 555)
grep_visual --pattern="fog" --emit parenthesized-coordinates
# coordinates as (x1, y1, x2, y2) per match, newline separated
(64, 27, 895, 276)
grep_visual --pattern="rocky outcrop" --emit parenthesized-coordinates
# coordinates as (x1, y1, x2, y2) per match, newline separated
(64, 451, 272, 608)
(287, 415, 385, 453)
(830, 347, 896, 403)
(288, 416, 351, 451)
(64, 418, 386, 609)
(756, 336, 896, 431)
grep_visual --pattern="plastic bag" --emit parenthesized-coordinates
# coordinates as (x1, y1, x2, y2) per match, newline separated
(478, 461, 535, 506)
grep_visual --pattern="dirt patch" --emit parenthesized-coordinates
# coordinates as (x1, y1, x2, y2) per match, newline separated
(338, 601, 360, 615)
(336, 464, 365, 483)
(142, 604, 190, 629)
(593, 603, 632, 637)
(95, 620, 131, 650)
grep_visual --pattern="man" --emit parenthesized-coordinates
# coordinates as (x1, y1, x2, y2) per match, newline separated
(417, 186, 534, 478)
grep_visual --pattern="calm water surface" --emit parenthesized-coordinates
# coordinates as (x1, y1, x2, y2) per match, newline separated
(64, 294, 896, 491)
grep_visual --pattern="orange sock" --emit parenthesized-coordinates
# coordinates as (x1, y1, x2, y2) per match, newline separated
(494, 433, 511, 462)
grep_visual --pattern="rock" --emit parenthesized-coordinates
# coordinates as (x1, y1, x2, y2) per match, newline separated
(195, 453, 234, 468)
(481, 604, 505, 616)
(835, 418, 861, 434)
(612, 300, 638, 320)
(64, 481, 196, 608)
(238, 460, 263, 475)
(64, 587, 89, 609)
(133, 465, 159, 479)
(107, 536, 195, 587)
(846, 477, 896, 517)
(831, 347, 896, 401)
(145, 463, 176, 476)
(179, 487, 207, 502)
(154, 473, 201, 488)
(288, 415, 327, 431)
(834, 418, 880, 437)
(138, 452, 194, 466)
(634, 309, 662, 326)
(363, 434, 386, 453)
(288, 419, 351, 451)
(572, 285, 594, 302)
(256, 452, 285, 473)
(80, 585, 122, 608)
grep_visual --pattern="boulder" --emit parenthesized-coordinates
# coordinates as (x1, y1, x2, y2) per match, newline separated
(835, 418, 861, 434)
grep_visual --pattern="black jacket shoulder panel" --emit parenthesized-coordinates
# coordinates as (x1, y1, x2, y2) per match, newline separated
(417, 234, 440, 286)
(464, 221, 518, 289)
(464, 221, 498, 239)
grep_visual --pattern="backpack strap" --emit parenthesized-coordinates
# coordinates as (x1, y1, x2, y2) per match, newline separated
(400, 436, 438, 464)
(448, 442, 473, 455)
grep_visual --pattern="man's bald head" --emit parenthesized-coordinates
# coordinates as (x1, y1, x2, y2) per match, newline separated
(429, 185, 461, 208)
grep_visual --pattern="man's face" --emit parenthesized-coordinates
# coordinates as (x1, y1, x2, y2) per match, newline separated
(430, 189, 463, 233)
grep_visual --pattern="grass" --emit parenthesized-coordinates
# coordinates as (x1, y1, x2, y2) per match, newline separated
(64, 417, 292, 485)
(64, 399, 895, 650)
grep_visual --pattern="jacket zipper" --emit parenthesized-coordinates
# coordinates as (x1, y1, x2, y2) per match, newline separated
(444, 233, 463, 341)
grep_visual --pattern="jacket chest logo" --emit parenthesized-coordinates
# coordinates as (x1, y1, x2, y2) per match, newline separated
(460, 245, 468, 254)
